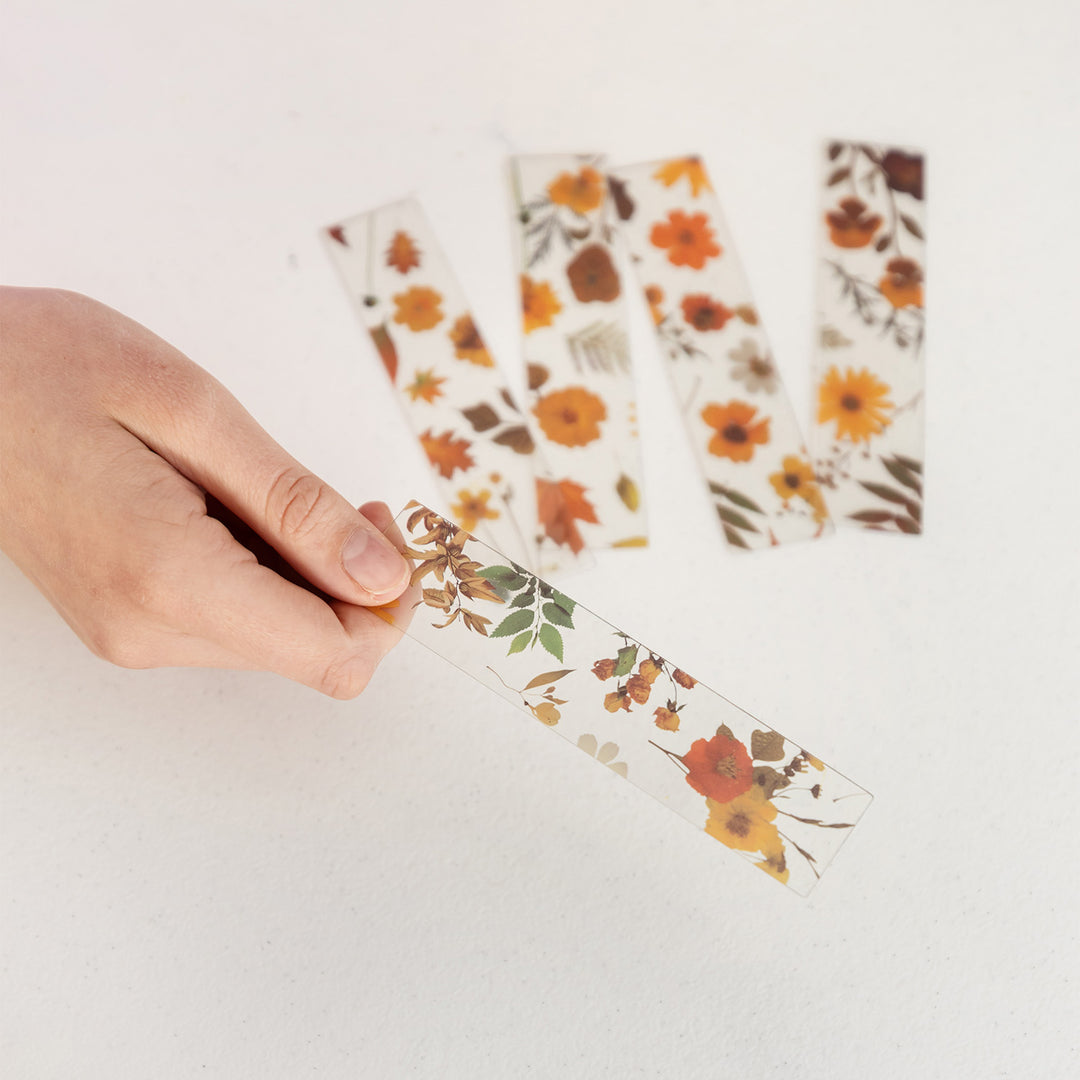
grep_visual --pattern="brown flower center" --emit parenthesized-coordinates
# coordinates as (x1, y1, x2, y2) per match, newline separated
(714, 753, 740, 778)
(561, 407, 579, 425)
(725, 810, 752, 838)
(694, 310, 714, 329)
(457, 324, 480, 350)
(840, 393, 861, 412)
(721, 423, 748, 444)
(749, 357, 772, 376)
(679, 230, 695, 244)
(784, 473, 800, 490)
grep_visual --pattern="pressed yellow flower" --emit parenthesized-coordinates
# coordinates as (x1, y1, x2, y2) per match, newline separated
(756, 845, 790, 884)
(818, 366, 893, 443)
(769, 455, 828, 523)
(705, 786, 783, 854)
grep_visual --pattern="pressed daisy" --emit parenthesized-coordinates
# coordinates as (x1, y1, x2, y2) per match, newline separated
(818, 366, 893, 443)
(769, 455, 828, 523)
(705, 786, 783, 853)
(728, 338, 778, 393)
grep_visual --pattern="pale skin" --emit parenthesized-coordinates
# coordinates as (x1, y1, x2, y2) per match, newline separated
(0, 287, 411, 698)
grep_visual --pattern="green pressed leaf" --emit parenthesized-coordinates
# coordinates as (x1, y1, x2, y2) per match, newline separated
(858, 481, 908, 505)
(849, 510, 895, 524)
(542, 602, 574, 628)
(490, 609, 535, 639)
(751, 729, 785, 762)
(509, 591, 535, 609)
(614, 644, 638, 677)
(720, 488, 764, 514)
(882, 457, 923, 495)
(717, 505, 760, 533)
(508, 631, 532, 654)
(522, 669, 574, 691)
(479, 565, 529, 591)
(893, 454, 923, 475)
(900, 213, 924, 240)
(723, 525, 750, 549)
(538, 623, 564, 661)
(548, 589, 575, 615)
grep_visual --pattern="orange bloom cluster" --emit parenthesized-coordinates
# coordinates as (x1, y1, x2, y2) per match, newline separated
(650, 210, 721, 269)
(393, 285, 444, 331)
(533, 385, 607, 448)
(547, 166, 605, 215)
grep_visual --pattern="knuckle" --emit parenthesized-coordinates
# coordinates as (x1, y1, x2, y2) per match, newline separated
(265, 468, 335, 542)
(316, 651, 374, 700)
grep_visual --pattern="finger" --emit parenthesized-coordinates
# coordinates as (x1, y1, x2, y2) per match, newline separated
(166, 520, 402, 697)
(103, 322, 408, 606)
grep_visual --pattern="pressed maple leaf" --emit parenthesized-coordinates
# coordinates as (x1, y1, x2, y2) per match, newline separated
(405, 367, 447, 404)
(419, 429, 475, 479)
(536, 477, 599, 554)
(386, 230, 421, 274)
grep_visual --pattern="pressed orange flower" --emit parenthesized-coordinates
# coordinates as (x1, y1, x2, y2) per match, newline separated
(447, 313, 494, 366)
(536, 477, 599, 555)
(706, 786, 782, 854)
(701, 401, 771, 463)
(385, 230, 421, 274)
(404, 367, 447, 404)
(392, 286, 444, 331)
(769, 455, 828, 522)
(879, 257, 924, 309)
(604, 689, 632, 713)
(521, 274, 563, 334)
(592, 658, 616, 680)
(644, 284, 665, 325)
(825, 197, 883, 249)
(672, 669, 696, 689)
(638, 657, 662, 685)
(533, 386, 607, 447)
(547, 166, 605, 214)
(653, 707, 680, 732)
(683, 730, 754, 803)
(818, 366, 894, 443)
(419, 428, 475, 479)
(450, 488, 499, 533)
(566, 244, 620, 303)
(653, 156, 713, 198)
(649, 210, 721, 269)
(681, 294, 733, 332)
(626, 674, 652, 705)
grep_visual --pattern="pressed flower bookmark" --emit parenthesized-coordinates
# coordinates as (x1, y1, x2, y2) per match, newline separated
(324, 199, 589, 573)
(509, 155, 647, 550)
(811, 140, 926, 533)
(387, 502, 872, 896)
(609, 157, 832, 550)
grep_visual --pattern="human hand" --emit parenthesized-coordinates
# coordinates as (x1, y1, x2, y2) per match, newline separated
(0, 287, 411, 698)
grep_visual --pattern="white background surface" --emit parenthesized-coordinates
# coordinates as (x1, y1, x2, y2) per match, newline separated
(2, 1, 1078, 1076)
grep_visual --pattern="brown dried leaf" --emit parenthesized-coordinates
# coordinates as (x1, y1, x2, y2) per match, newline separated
(492, 425, 535, 455)
(751, 729, 786, 761)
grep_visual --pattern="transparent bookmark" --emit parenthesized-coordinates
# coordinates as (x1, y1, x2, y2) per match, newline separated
(382, 502, 872, 896)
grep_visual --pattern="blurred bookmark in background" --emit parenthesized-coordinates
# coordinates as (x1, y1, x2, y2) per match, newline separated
(508, 154, 647, 550)
(810, 140, 926, 533)
(324, 200, 590, 573)
(384, 502, 872, 896)
(609, 156, 833, 550)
